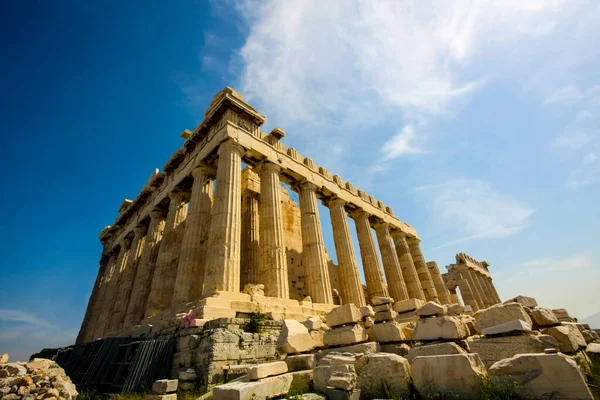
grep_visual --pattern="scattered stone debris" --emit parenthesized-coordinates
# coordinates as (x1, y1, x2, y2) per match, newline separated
(0, 358, 78, 400)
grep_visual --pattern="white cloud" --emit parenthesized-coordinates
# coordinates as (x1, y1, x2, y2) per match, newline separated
(381, 124, 423, 161)
(518, 253, 592, 271)
(0, 309, 55, 329)
(544, 85, 584, 105)
(414, 179, 534, 248)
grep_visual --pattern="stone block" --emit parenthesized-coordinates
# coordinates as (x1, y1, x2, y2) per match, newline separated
(395, 310, 418, 323)
(446, 303, 465, 316)
(380, 343, 411, 357)
(152, 379, 178, 394)
(289, 370, 313, 392)
(466, 334, 559, 368)
(285, 354, 316, 372)
(324, 325, 368, 347)
(372, 303, 392, 312)
(0, 354, 7, 364)
(200, 307, 237, 320)
(323, 388, 361, 400)
(318, 342, 380, 360)
(552, 308, 571, 320)
(371, 296, 394, 306)
(258, 373, 294, 398)
(583, 330, 600, 344)
(2, 363, 26, 377)
(474, 303, 532, 334)
(406, 342, 467, 363)
(231, 300, 260, 314)
(198, 297, 232, 308)
(356, 353, 411, 398)
(370, 322, 407, 343)
(327, 372, 356, 391)
(326, 304, 362, 327)
(145, 395, 177, 400)
(209, 291, 252, 302)
(374, 309, 397, 322)
(301, 316, 322, 330)
(412, 354, 488, 399)
(179, 382, 195, 391)
(481, 319, 532, 336)
(213, 381, 265, 400)
(542, 325, 586, 353)
(277, 320, 315, 354)
(393, 298, 425, 313)
(416, 301, 447, 318)
(247, 361, 288, 380)
(314, 364, 355, 394)
(530, 307, 559, 327)
(489, 353, 593, 399)
(359, 305, 374, 318)
(503, 295, 538, 308)
(586, 342, 600, 355)
(412, 316, 469, 341)
(310, 330, 325, 347)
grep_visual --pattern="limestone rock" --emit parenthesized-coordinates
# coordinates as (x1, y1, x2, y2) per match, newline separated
(313, 364, 355, 394)
(530, 307, 559, 327)
(552, 308, 572, 321)
(586, 342, 600, 355)
(481, 319, 532, 336)
(0, 355, 7, 364)
(152, 379, 178, 394)
(406, 342, 468, 363)
(356, 353, 411, 398)
(415, 301, 447, 318)
(543, 325, 586, 353)
(412, 354, 487, 398)
(301, 317, 322, 331)
(412, 316, 469, 341)
(179, 381, 195, 391)
(277, 320, 315, 354)
(300, 395, 326, 400)
(259, 373, 294, 397)
(446, 304, 465, 316)
(289, 370, 313, 392)
(503, 295, 537, 308)
(326, 304, 362, 327)
(146, 395, 177, 400)
(371, 297, 394, 306)
(489, 353, 593, 400)
(2, 364, 26, 377)
(582, 330, 600, 344)
(324, 325, 367, 347)
(474, 303, 532, 334)
(213, 374, 293, 400)
(310, 330, 325, 347)
(327, 372, 356, 391)
(359, 306, 374, 318)
(395, 310, 418, 323)
(370, 322, 407, 343)
(247, 361, 288, 380)
(372, 303, 392, 312)
(467, 334, 559, 368)
(380, 343, 411, 357)
(179, 368, 197, 381)
(393, 299, 425, 313)
(285, 354, 316, 372)
(373, 310, 397, 322)
(242, 284, 265, 296)
(318, 342, 380, 362)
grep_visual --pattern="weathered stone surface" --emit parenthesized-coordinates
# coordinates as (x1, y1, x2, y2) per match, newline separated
(475, 303, 532, 334)
(285, 354, 316, 372)
(412, 316, 469, 341)
(416, 301, 447, 318)
(2, 364, 26, 377)
(318, 342, 380, 359)
(373, 310, 397, 322)
(446, 303, 465, 316)
(543, 325, 586, 353)
(242, 283, 265, 297)
(359, 306, 374, 318)
(152, 379, 179, 394)
(406, 342, 467, 363)
(371, 296, 394, 306)
(481, 319, 532, 336)
(467, 334, 559, 368)
(372, 303, 392, 313)
(179, 368, 197, 381)
(324, 325, 367, 347)
(552, 308, 571, 320)
(179, 381, 195, 391)
(0, 355, 7, 364)
(310, 330, 325, 347)
(582, 330, 600, 344)
(356, 353, 411, 398)
(586, 342, 600, 355)
(530, 307, 559, 327)
(247, 361, 288, 380)
(301, 317, 322, 331)
(146, 394, 177, 400)
(317, 352, 366, 374)
(503, 295, 537, 308)
(300, 394, 326, 400)
(326, 304, 362, 327)
(289, 370, 313, 392)
(412, 354, 487, 399)
(213, 374, 295, 400)
(380, 343, 411, 357)
(324, 388, 361, 400)
(314, 364, 355, 394)
(328, 372, 356, 391)
(259, 373, 294, 398)
(395, 310, 418, 323)
(370, 322, 407, 343)
(393, 299, 425, 313)
(277, 320, 315, 354)
(489, 353, 593, 400)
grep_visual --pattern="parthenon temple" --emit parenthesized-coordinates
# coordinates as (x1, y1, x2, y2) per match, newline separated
(76, 87, 501, 344)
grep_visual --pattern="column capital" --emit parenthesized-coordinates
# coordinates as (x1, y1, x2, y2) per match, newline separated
(327, 196, 346, 209)
(348, 208, 369, 221)
(149, 209, 165, 219)
(406, 236, 422, 245)
(218, 139, 245, 156)
(260, 160, 282, 173)
(119, 237, 132, 249)
(133, 225, 147, 236)
(373, 221, 390, 233)
(168, 190, 190, 203)
(298, 180, 318, 192)
(192, 163, 216, 178)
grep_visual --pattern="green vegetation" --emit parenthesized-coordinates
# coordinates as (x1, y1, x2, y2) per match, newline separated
(242, 312, 268, 334)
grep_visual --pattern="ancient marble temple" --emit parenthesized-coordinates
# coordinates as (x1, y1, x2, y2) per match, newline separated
(76, 87, 501, 344)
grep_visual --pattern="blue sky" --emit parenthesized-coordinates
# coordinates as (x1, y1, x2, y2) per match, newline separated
(1, 1, 599, 361)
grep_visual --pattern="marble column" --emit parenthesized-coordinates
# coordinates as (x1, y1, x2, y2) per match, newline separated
(350, 210, 388, 301)
(145, 191, 188, 317)
(374, 222, 408, 302)
(448, 287, 461, 305)
(298, 181, 332, 304)
(203, 140, 244, 295)
(107, 226, 146, 334)
(76, 253, 110, 344)
(124, 210, 165, 329)
(407, 238, 438, 302)
(89, 251, 117, 340)
(488, 278, 502, 304)
(328, 197, 365, 307)
(483, 276, 500, 305)
(427, 261, 451, 305)
(258, 162, 289, 299)
(172, 165, 214, 305)
(391, 232, 425, 301)
(240, 191, 260, 289)
(466, 269, 487, 309)
(475, 273, 492, 308)
(99, 238, 131, 337)
(457, 277, 480, 312)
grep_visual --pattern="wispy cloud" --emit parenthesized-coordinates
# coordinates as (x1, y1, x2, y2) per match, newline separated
(381, 124, 424, 161)
(0, 309, 56, 329)
(414, 179, 534, 248)
(518, 252, 592, 271)
(544, 85, 584, 105)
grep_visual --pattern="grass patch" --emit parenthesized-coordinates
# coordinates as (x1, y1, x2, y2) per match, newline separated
(242, 312, 268, 334)
(588, 354, 600, 399)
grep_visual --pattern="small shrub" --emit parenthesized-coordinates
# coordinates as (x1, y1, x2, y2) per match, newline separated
(242, 312, 268, 334)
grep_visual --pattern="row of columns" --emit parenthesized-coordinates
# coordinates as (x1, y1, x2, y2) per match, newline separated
(79, 139, 445, 343)
(454, 267, 501, 312)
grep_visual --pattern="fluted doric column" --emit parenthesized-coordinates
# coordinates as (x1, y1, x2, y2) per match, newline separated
(98, 238, 131, 337)
(448, 287, 461, 305)
(258, 162, 289, 299)
(407, 238, 438, 302)
(124, 210, 165, 329)
(350, 210, 388, 301)
(465, 269, 486, 309)
(203, 140, 244, 295)
(458, 272, 480, 311)
(391, 232, 425, 301)
(172, 165, 215, 305)
(473, 272, 490, 308)
(240, 190, 260, 289)
(374, 222, 408, 302)
(487, 277, 501, 304)
(107, 226, 146, 334)
(427, 261, 451, 305)
(145, 191, 188, 317)
(89, 251, 117, 340)
(328, 198, 365, 307)
(479, 273, 497, 307)
(298, 181, 332, 304)
(76, 252, 110, 344)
